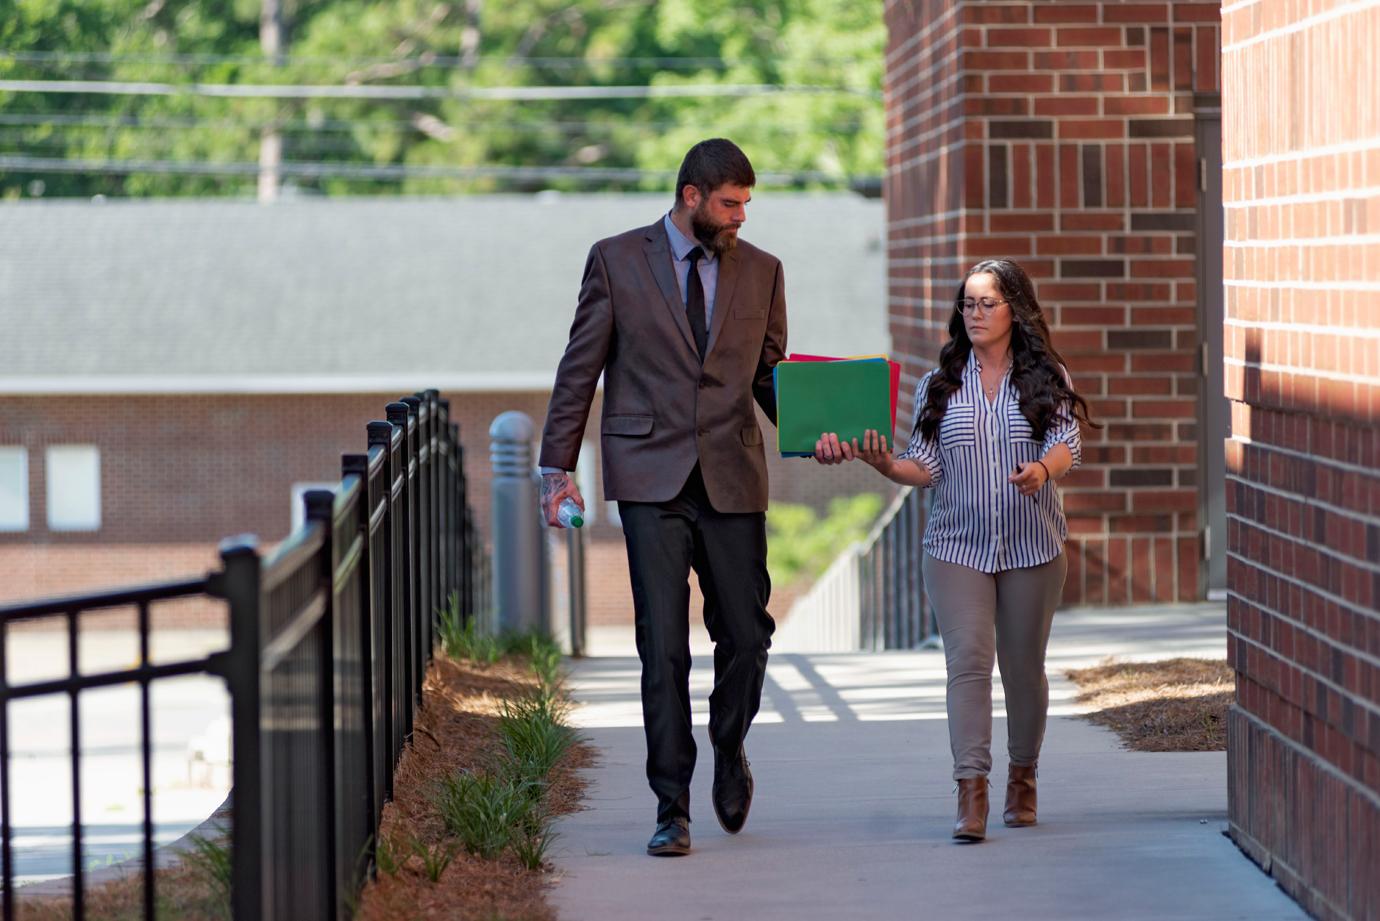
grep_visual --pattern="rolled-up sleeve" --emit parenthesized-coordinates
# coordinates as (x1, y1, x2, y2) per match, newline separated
(896, 373, 943, 487)
(1042, 366, 1082, 470)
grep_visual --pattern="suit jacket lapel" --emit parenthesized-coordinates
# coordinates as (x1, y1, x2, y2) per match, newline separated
(705, 246, 739, 358)
(642, 223, 698, 356)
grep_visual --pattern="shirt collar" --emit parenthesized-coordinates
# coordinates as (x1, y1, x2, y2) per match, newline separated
(664, 212, 717, 264)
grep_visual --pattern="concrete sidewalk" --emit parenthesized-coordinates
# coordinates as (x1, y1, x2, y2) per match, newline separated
(548, 604, 1305, 921)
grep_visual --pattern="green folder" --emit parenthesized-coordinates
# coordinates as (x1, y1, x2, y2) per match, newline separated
(775, 359, 895, 456)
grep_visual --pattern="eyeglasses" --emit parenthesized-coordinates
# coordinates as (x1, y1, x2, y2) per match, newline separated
(959, 297, 1007, 315)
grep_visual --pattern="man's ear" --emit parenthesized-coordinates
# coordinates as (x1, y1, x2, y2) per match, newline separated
(681, 183, 702, 211)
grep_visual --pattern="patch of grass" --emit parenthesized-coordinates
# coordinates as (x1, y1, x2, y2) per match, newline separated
(435, 593, 566, 679)
(180, 834, 232, 920)
(436, 593, 503, 665)
(1065, 657, 1234, 752)
(373, 833, 402, 876)
(407, 836, 456, 883)
(435, 769, 541, 859)
(767, 493, 886, 588)
(499, 692, 578, 782)
(510, 818, 558, 872)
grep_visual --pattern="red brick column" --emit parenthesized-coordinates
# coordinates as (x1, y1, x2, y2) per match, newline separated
(1221, 2, 1380, 917)
(884, 0, 1221, 605)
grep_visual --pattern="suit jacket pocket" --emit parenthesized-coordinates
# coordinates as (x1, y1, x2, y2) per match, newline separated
(740, 425, 763, 446)
(603, 414, 654, 436)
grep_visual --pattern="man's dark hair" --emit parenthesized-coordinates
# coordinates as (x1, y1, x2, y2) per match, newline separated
(674, 138, 755, 208)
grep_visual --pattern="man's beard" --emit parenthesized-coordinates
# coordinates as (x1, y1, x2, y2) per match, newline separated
(691, 205, 740, 255)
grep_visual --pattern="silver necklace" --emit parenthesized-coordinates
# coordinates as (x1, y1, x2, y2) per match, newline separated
(982, 357, 1010, 397)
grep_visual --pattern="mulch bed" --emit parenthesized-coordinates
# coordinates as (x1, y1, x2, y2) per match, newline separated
(353, 654, 594, 921)
(1064, 657, 1234, 752)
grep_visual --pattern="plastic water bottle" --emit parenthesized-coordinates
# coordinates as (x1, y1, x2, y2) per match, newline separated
(556, 497, 585, 529)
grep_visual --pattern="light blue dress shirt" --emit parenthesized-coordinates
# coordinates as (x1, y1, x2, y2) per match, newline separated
(662, 212, 719, 331)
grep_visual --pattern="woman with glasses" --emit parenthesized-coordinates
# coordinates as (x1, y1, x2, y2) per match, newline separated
(814, 258, 1097, 842)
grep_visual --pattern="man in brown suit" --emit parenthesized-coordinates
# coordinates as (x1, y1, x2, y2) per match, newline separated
(539, 139, 786, 856)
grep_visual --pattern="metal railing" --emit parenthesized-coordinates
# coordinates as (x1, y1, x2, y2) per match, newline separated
(777, 487, 935, 652)
(0, 389, 490, 921)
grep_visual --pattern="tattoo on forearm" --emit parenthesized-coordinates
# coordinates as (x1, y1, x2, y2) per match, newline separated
(541, 473, 569, 506)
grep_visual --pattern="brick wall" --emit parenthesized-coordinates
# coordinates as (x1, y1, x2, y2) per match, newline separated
(884, 0, 1221, 604)
(1221, 2, 1380, 918)
(1, 392, 884, 622)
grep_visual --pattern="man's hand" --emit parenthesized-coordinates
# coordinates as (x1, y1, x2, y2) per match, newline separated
(1008, 461, 1049, 497)
(541, 471, 585, 527)
(814, 432, 854, 466)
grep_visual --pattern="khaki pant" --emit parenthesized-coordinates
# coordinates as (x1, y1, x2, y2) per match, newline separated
(921, 553, 1067, 780)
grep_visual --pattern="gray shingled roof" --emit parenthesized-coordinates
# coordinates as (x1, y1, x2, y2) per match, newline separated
(0, 193, 885, 392)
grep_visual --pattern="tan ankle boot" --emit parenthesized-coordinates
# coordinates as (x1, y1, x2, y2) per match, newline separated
(952, 777, 989, 841)
(1003, 763, 1037, 827)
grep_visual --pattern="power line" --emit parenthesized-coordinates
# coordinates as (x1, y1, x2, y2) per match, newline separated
(0, 50, 875, 72)
(0, 154, 868, 187)
(0, 78, 880, 102)
(0, 110, 870, 136)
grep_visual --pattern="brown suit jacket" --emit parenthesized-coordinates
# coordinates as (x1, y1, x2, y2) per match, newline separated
(540, 219, 788, 513)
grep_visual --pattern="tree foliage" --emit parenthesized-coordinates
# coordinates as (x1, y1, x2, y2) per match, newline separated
(0, 0, 883, 198)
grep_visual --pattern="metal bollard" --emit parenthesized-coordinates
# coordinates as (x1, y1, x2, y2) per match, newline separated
(489, 411, 545, 634)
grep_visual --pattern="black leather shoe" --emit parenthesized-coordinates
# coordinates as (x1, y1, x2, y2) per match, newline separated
(646, 817, 691, 856)
(712, 748, 754, 834)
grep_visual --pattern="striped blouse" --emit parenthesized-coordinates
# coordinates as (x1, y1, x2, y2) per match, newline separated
(897, 358, 1082, 573)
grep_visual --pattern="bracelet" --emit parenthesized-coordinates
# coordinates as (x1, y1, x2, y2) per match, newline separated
(1036, 459, 1052, 482)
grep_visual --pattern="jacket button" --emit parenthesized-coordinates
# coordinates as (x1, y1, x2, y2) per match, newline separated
(697, 428, 708, 436)
(698, 380, 707, 389)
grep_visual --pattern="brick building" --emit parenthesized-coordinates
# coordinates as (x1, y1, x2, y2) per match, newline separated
(883, 0, 1224, 606)
(0, 194, 889, 623)
(885, 2, 1377, 917)
(1221, 2, 1380, 918)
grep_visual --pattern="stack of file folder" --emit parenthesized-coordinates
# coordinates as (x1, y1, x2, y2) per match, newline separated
(774, 353, 901, 457)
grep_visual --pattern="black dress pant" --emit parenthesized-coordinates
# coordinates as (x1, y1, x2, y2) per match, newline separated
(618, 465, 775, 823)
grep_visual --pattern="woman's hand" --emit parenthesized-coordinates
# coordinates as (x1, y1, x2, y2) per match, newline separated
(854, 429, 894, 474)
(1009, 460, 1049, 496)
(813, 431, 894, 475)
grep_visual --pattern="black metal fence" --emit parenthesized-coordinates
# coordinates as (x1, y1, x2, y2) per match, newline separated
(775, 486, 935, 652)
(858, 487, 933, 650)
(0, 389, 489, 921)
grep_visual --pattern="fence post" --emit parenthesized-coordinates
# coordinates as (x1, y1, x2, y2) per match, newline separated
(385, 402, 419, 719)
(450, 421, 468, 622)
(217, 536, 264, 921)
(301, 489, 339, 921)
(400, 395, 431, 669)
(567, 527, 587, 657)
(341, 451, 379, 876)
(488, 412, 544, 634)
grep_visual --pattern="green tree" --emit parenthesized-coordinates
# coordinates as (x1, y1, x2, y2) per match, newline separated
(0, 0, 883, 199)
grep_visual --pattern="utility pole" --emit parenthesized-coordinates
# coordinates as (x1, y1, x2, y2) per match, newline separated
(258, 0, 284, 202)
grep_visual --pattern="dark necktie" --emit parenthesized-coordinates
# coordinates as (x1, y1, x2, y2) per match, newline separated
(685, 246, 708, 359)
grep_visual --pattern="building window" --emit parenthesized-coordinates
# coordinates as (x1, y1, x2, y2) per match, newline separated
(46, 445, 101, 531)
(0, 447, 28, 531)
(290, 482, 336, 534)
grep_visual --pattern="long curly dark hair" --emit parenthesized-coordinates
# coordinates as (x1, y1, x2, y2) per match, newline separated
(916, 259, 1098, 442)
